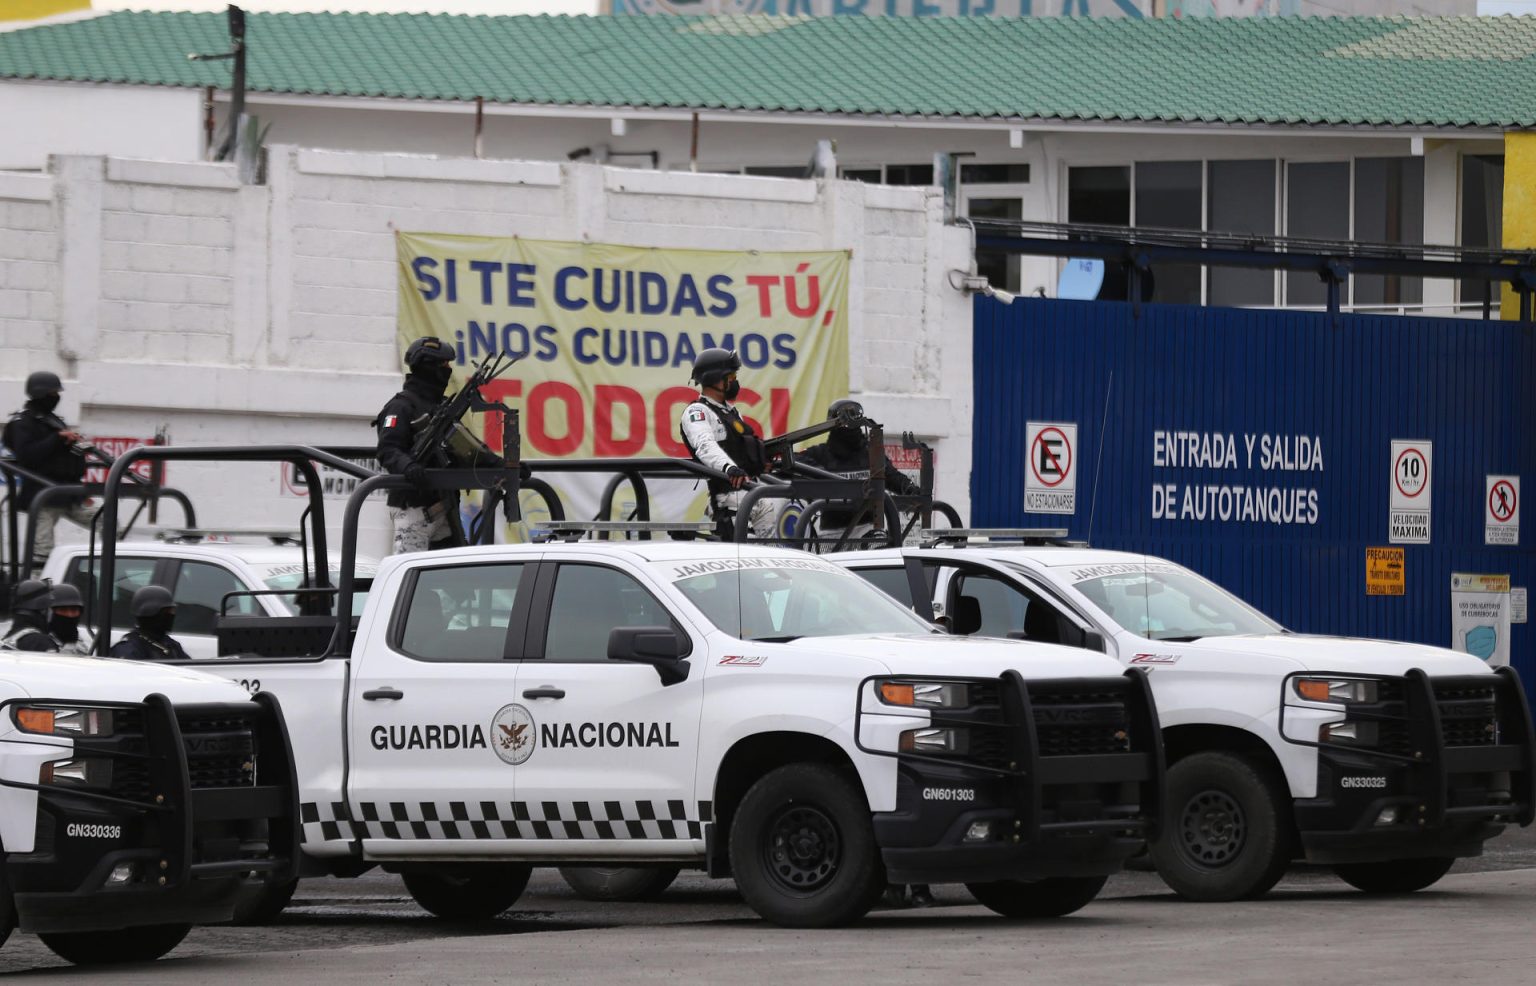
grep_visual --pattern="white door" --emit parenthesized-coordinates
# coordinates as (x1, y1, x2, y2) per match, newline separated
(510, 559, 704, 858)
(345, 558, 533, 855)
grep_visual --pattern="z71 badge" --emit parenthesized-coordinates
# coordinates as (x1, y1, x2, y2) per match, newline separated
(718, 654, 767, 667)
(1131, 653, 1181, 665)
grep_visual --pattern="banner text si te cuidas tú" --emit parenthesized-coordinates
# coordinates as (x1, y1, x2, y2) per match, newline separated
(396, 232, 851, 459)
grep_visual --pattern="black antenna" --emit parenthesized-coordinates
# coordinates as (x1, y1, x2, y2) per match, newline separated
(1086, 370, 1113, 545)
(188, 5, 247, 162)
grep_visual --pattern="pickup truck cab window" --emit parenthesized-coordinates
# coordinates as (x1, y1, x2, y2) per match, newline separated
(172, 560, 261, 634)
(1067, 566, 1279, 641)
(65, 555, 159, 629)
(395, 562, 526, 662)
(676, 566, 934, 642)
(542, 564, 682, 662)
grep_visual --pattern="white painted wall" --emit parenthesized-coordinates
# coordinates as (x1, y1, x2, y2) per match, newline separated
(0, 147, 973, 554)
(0, 82, 203, 171)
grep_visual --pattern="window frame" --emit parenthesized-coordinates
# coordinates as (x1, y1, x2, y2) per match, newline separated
(387, 561, 535, 664)
(522, 561, 693, 664)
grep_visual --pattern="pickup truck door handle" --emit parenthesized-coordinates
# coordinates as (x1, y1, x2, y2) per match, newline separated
(362, 687, 404, 701)
(522, 686, 566, 700)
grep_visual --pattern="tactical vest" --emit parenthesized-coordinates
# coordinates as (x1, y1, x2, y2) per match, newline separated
(681, 400, 767, 495)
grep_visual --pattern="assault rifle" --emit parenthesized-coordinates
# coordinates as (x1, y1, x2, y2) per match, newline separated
(410, 352, 522, 467)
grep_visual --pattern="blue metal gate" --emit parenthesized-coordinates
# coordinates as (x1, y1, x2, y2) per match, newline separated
(971, 297, 1536, 694)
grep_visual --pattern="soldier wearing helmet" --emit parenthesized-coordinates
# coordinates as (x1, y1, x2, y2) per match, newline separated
(108, 585, 189, 661)
(1, 579, 60, 652)
(46, 583, 93, 656)
(797, 399, 920, 538)
(678, 348, 774, 541)
(3, 372, 96, 571)
(373, 337, 472, 555)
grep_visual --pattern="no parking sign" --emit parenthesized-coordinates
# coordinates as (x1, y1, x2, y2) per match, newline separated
(1025, 422, 1077, 514)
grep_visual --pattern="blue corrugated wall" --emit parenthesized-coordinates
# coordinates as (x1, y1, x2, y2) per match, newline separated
(971, 297, 1536, 699)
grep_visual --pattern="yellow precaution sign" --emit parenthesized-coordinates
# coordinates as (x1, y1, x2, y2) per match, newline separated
(1366, 547, 1405, 596)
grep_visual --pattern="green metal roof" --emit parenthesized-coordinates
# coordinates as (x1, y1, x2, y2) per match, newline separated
(1, 11, 1534, 130)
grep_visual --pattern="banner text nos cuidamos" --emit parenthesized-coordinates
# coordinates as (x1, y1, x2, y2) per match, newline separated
(396, 233, 851, 458)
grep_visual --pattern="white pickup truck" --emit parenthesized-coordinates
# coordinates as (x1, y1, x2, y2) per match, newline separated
(151, 540, 1163, 928)
(18, 538, 375, 661)
(835, 536, 1536, 901)
(0, 651, 299, 964)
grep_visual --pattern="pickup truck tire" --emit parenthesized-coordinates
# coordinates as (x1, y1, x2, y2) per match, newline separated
(402, 863, 531, 921)
(0, 858, 13, 951)
(558, 866, 680, 902)
(965, 875, 1108, 919)
(1333, 856, 1455, 894)
(38, 923, 192, 965)
(729, 763, 885, 928)
(1151, 751, 1291, 902)
(231, 876, 300, 924)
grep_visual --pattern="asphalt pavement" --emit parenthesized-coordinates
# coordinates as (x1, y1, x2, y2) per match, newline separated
(3, 824, 1534, 980)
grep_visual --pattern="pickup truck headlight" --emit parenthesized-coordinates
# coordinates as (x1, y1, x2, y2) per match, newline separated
(13, 706, 115, 737)
(899, 727, 970, 755)
(878, 680, 970, 709)
(41, 757, 114, 788)
(1294, 678, 1379, 704)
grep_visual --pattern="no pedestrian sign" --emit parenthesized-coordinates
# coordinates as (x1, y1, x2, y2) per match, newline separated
(1486, 475, 1520, 546)
(1025, 421, 1077, 514)
(1388, 439, 1432, 544)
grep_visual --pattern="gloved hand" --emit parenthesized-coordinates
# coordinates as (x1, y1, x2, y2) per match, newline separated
(726, 465, 749, 489)
(404, 463, 431, 490)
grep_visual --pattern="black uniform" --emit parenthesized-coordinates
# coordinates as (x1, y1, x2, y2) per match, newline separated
(799, 432, 921, 527)
(0, 612, 58, 653)
(3, 402, 86, 511)
(108, 629, 190, 662)
(374, 374, 449, 510)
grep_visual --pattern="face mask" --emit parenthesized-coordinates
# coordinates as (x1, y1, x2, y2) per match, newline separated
(49, 613, 79, 643)
(413, 363, 453, 390)
(723, 379, 741, 401)
(35, 394, 60, 414)
(140, 611, 176, 636)
(830, 426, 862, 453)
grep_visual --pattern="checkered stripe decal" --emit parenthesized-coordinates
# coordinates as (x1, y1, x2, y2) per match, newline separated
(300, 799, 712, 844)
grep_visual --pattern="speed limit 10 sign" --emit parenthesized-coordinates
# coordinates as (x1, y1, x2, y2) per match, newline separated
(1389, 439, 1432, 544)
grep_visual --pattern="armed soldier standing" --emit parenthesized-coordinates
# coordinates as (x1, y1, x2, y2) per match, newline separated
(678, 349, 775, 541)
(374, 337, 513, 555)
(1, 581, 92, 655)
(798, 399, 920, 540)
(4, 372, 94, 570)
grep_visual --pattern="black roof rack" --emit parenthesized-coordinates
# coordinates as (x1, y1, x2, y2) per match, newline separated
(156, 528, 303, 545)
(534, 520, 715, 543)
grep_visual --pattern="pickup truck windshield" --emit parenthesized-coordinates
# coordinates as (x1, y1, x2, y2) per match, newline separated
(1066, 566, 1281, 641)
(676, 567, 936, 642)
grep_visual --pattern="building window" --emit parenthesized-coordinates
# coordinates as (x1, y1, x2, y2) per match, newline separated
(885, 164, 934, 186)
(1353, 157, 1424, 308)
(961, 163, 1031, 185)
(1285, 161, 1351, 307)
(1461, 154, 1505, 308)
(1067, 166, 1131, 300)
(967, 197, 1023, 297)
(1135, 161, 1202, 305)
(840, 168, 882, 183)
(744, 165, 808, 178)
(1206, 160, 1277, 308)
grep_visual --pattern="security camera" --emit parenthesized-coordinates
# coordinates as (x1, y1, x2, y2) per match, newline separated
(986, 286, 1017, 305)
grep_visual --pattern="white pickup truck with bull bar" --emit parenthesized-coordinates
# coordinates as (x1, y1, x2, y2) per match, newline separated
(85, 398, 1164, 927)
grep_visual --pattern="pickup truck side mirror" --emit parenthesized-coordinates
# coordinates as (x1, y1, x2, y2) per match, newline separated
(607, 626, 691, 686)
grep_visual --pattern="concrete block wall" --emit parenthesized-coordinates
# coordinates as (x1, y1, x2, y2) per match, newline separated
(0, 146, 974, 543)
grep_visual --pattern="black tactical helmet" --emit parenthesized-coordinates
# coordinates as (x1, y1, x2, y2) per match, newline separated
(129, 585, 176, 618)
(25, 371, 63, 400)
(404, 336, 455, 369)
(827, 399, 865, 423)
(690, 348, 742, 387)
(12, 579, 52, 614)
(49, 584, 84, 610)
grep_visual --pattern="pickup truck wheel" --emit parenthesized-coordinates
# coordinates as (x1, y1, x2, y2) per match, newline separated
(558, 866, 680, 902)
(402, 863, 531, 920)
(1150, 751, 1291, 902)
(1333, 856, 1455, 894)
(230, 876, 300, 924)
(0, 858, 14, 950)
(729, 763, 885, 928)
(39, 923, 191, 965)
(965, 875, 1108, 918)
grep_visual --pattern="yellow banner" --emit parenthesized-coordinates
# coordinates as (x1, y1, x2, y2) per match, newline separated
(0, 0, 90, 22)
(395, 233, 850, 461)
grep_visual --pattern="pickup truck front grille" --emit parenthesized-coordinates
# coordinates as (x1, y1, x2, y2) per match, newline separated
(102, 707, 257, 801)
(1029, 687, 1133, 758)
(1360, 679, 1499, 757)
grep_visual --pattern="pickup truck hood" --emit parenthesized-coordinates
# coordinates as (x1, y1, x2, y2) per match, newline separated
(789, 633, 1128, 680)
(0, 652, 252, 705)
(1176, 633, 1493, 677)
